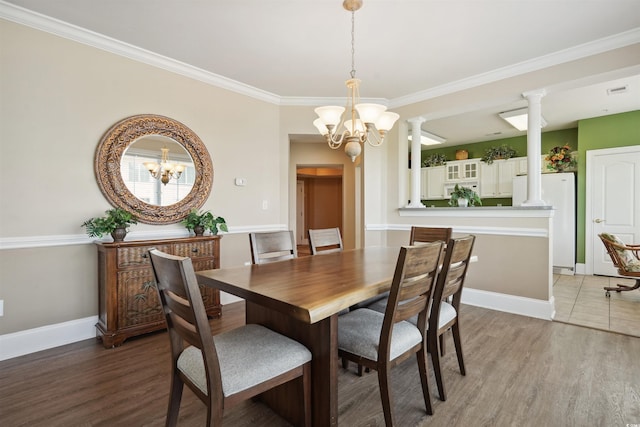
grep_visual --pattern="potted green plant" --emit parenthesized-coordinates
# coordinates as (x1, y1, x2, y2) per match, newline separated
(481, 144, 517, 164)
(448, 184, 482, 207)
(181, 209, 228, 236)
(82, 208, 138, 242)
(422, 153, 447, 167)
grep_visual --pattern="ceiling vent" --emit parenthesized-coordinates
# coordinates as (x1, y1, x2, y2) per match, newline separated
(607, 85, 628, 95)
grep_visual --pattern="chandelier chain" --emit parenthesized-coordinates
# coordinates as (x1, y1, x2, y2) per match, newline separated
(350, 8, 356, 79)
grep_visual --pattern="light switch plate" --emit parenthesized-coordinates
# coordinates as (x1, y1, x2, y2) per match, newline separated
(234, 177, 246, 186)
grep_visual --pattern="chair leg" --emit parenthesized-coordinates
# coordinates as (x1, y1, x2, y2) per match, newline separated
(342, 357, 349, 370)
(451, 322, 466, 376)
(439, 333, 446, 356)
(429, 332, 447, 402)
(302, 363, 312, 427)
(416, 349, 434, 415)
(166, 373, 184, 427)
(377, 365, 396, 427)
(604, 279, 640, 295)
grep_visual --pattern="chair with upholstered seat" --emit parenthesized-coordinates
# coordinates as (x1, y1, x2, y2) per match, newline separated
(365, 226, 452, 315)
(308, 228, 343, 255)
(428, 235, 475, 402)
(249, 230, 297, 265)
(599, 233, 640, 297)
(338, 242, 443, 425)
(148, 249, 312, 427)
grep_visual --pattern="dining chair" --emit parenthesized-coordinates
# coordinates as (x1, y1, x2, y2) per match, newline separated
(249, 230, 297, 264)
(410, 226, 452, 353)
(598, 233, 640, 296)
(308, 227, 343, 255)
(364, 225, 452, 314)
(409, 226, 452, 245)
(148, 249, 312, 427)
(428, 235, 475, 402)
(338, 242, 443, 425)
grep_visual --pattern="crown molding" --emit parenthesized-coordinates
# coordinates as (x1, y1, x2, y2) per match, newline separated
(389, 28, 640, 108)
(0, 1, 280, 104)
(2, 1, 638, 109)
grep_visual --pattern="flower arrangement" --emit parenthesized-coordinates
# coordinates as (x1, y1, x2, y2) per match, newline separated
(422, 153, 447, 167)
(546, 145, 577, 172)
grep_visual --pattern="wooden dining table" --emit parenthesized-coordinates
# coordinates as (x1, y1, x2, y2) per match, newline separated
(196, 246, 401, 427)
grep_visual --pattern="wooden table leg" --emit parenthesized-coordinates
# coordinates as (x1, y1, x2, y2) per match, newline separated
(246, 301, 338, 426)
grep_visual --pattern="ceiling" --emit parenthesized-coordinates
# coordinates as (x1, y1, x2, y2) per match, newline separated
(3, 0, 640, 148)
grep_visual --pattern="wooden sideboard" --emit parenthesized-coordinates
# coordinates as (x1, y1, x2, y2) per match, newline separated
(95, 235, 222, 348)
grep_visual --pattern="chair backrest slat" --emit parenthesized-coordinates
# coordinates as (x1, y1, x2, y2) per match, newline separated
(308, 228, 343, 255)
(249, 231, 297, 264)
(410, 226, 452, 245)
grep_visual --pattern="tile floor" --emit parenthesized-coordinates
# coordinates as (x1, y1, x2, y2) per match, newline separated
(553, 274, 640, 337)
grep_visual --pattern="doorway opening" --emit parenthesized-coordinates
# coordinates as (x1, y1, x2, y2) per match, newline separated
(296, 166, 343, 254)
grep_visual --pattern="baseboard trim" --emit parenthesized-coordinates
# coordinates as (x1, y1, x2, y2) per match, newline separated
(2, 289, 554, 361)
(462, 288, 554, 321)
(0, 316, 98, 361)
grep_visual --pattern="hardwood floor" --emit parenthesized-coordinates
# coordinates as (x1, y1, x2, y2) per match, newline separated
(553, 274, 640, 337)
(1, 302, 639, 426)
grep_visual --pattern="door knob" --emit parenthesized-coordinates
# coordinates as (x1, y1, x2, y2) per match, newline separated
(594, 218, 604, 223)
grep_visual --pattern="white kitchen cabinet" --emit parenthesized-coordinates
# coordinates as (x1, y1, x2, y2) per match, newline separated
(446, 160, 479, 181)
(426, 166, 446, 199)
(479, 158, 521, 197)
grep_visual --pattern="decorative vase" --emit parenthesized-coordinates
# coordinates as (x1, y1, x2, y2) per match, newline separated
(457, 197, 468, 207)
(111, 228, 127, 242)
(193, 225, 205, 236)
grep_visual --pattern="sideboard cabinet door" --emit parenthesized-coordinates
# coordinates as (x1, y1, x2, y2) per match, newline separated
(95, 236, 222, 348)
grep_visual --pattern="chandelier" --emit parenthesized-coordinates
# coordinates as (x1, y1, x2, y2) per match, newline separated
(143, 147, 184, 185)
(313, 0, 399, 162)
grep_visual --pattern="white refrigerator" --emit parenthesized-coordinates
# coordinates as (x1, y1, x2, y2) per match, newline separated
(512, 173, 575, 273)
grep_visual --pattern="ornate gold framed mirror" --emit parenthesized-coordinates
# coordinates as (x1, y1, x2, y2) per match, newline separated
(95, 114, 213, 224)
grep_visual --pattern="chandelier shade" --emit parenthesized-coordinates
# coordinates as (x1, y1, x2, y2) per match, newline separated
(143, 147, 184, 185)
(313, 0, 399, 162)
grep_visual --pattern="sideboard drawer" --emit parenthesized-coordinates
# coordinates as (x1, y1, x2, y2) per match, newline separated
(173, 240, 215, 258)
(117, 244, 171, 268)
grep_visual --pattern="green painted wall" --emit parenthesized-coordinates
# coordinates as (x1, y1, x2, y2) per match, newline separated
(420, 128, 579, 165)
(419, 110, 639, 265)
(575, 110, 640, 263)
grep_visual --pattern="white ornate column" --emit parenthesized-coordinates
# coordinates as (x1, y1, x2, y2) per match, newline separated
(522, 89, 547, 206)
(407, 117, 426, 208)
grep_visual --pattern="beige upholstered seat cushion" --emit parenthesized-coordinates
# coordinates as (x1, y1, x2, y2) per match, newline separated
(177, 324, 311, 397)
(337, 308, 422, 361)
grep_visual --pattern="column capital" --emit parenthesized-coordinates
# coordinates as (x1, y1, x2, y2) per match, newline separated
(522, 89, 547, 102)
(407, 117, 426, 126)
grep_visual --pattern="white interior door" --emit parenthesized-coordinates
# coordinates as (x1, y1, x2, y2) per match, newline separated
(586, 146, 640, 275)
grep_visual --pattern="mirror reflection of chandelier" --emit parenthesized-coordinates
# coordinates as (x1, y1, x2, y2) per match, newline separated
(143, 147, 184, 185)
(313, 0, 399, 162)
